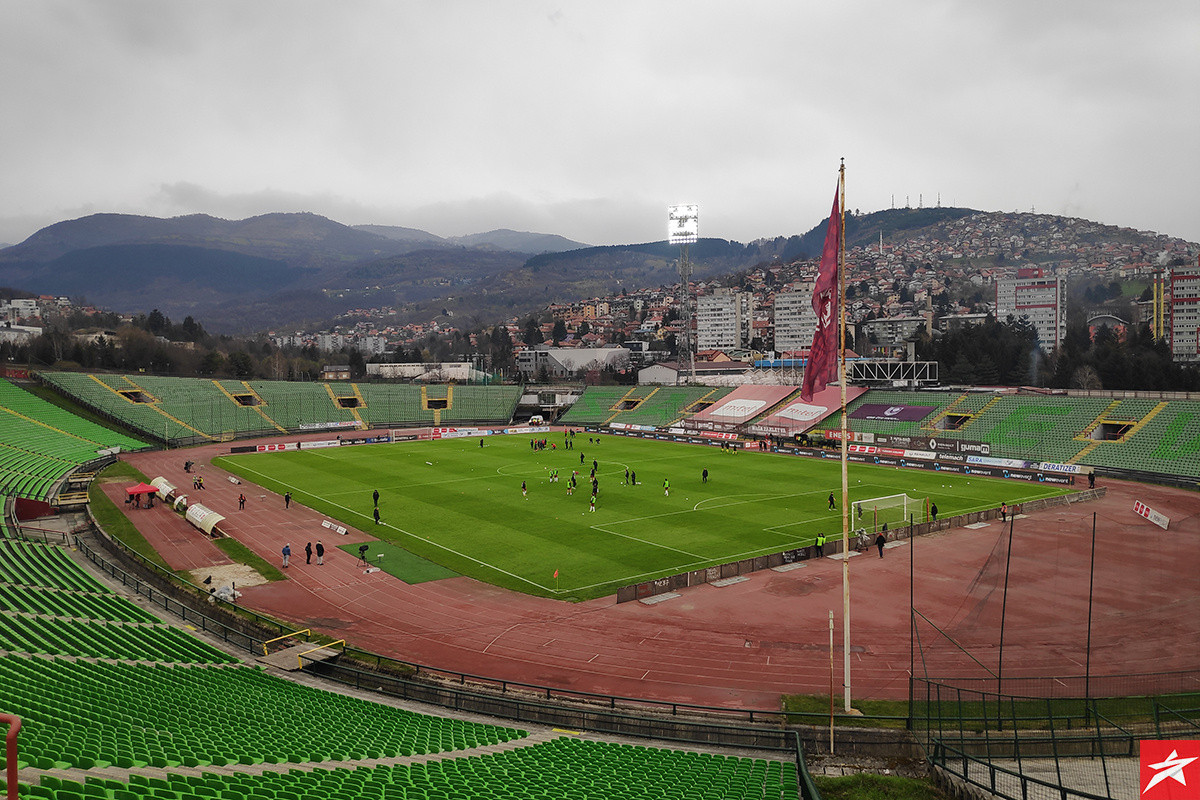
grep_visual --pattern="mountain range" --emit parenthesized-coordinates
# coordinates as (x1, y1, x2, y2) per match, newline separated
(0, 208, 1191, 334)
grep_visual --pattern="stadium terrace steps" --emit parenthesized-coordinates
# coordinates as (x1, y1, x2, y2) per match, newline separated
(2, 537, 798, 800)
(1078, 400, 1200, 477)
(38, 373, 521, 444)
(558, 385, 730, 428)
(556, 386, 641, 425)
(0, 583, 159, 623)
(0, 379, 144, 500)
(843, 391, 960, 436)
(18, 737, 799, 800)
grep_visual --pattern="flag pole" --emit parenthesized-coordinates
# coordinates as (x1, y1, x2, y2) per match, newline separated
(837, 158, 851, 714)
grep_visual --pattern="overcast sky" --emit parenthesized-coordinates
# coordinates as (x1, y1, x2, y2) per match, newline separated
(2, 0, 1197, 248)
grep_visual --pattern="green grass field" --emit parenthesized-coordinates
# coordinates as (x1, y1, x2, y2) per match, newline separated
(214, 433, 1070, 601)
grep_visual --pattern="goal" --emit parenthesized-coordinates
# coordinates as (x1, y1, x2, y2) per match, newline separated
(851, 493, 925, 532)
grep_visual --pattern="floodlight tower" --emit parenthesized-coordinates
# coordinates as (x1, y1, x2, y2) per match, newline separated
(668, 204, 699, 381)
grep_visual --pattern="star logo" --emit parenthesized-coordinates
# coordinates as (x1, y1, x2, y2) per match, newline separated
(1141, 740, 1200, 799)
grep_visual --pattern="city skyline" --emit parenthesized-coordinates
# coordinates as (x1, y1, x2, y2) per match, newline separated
(2, 1, 1197, 248)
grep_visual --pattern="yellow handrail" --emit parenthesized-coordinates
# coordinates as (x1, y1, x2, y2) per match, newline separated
(262, 629, 310, 656)
(296, 640, 345, 670)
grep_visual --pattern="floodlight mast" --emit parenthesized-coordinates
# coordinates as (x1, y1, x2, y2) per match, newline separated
(668, 204, 699, 382)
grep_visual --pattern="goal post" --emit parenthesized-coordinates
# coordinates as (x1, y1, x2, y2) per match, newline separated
(851, 493, 925, 532)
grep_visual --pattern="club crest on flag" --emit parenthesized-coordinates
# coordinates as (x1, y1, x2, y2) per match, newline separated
(1141, 740, 1200, 799)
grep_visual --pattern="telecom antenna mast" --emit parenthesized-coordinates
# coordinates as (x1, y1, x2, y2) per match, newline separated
(668, 204, 699, 381)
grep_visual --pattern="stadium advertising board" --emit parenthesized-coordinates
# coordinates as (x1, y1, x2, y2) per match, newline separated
(823, 429, 875, 443)
(299, 420, 360, 431)
(1039, 462, 1083, 474)
(1133, 501, 1170, 529)
(299, 439, 341, 449)
(872, 435, 990, 456)
(503, 426, 550, 435)
(253, 442, 296, 452)
(339, 434, 392, 446)
(609, 422, 658, 433)
(434, 427, 483, 439)
(848, 404, 935, 422)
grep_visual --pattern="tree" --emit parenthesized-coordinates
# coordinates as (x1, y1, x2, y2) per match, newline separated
(198, 351, 224, 376)
(1071, 365, 1102, 390)
(146, 309, 168, 335)
(523, 318, 544, 346)
(228, 351, 254, 378)
(348, 349, 366, 379)
(551, 318, 567, 344)
(181, 315, 205, 342)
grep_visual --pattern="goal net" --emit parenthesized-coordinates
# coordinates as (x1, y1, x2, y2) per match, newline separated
(852, 493, 924, 532)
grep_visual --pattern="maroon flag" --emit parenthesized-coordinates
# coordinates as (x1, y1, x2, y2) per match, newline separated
(801, 185, 841, 401)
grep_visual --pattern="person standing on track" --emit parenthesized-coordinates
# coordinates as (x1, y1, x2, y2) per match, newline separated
(281, 543, 291, 568)
(305, 541, 312, 565)
(284, 492, 291, 509)
(875, 531, 886, 558)
(316, 541, 325, 565)
(238, 493, 245, 510)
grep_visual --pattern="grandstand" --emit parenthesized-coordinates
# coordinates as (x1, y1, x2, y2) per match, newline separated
(1078, 399, 1200, 479)
(0, 379, 144, 501)
(558, 385, 730, 428)
(37, 373, 522, 446)
(684, 384, 797, 429)
(936, 395, 1111, 463)
(1, 537, 800, 798)
(841, 390, 962, 436)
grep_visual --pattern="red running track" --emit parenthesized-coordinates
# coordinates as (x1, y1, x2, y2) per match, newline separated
(118, 437, 1200, 710)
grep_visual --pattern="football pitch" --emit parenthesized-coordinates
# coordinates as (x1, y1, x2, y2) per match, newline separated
(214, 433, 1071, 601)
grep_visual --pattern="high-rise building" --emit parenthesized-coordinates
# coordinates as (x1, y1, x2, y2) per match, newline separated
(1168, 260, 1200, 363)
(994, 268, 1065, 353)
(772, 283, 817, 352)
(696, 288, 752, 351)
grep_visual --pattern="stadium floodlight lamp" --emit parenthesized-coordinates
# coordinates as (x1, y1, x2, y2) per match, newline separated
(667, 204, 699, 244)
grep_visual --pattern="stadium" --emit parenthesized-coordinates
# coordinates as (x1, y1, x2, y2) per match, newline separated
(3, 372, 1199, 800)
